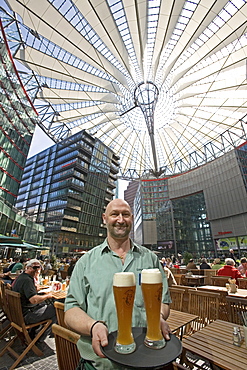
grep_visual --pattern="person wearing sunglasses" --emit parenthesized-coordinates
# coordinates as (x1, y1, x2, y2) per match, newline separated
(12, 258, 57, 345)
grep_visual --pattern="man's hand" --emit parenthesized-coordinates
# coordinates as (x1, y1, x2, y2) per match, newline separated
(160, 317, 172, 341)
(91, 322, 109, 357)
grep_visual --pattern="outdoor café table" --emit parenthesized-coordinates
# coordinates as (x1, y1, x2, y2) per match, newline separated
(52, 289, 67, 300)
(166, 309, 199, 340)
(198, 285, 247, 298)
(184, 275, 206, 286)
(180, 319, 247, 370)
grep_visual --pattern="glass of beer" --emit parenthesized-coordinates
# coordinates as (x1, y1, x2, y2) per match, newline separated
(141, 268, 166, 349)
(113, 272, 136, 354)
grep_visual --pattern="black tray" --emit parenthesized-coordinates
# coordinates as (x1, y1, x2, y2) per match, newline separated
(101, 327, 182, 369)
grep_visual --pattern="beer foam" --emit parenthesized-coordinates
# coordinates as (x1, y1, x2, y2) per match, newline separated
(141, 268, 162, 284)
(113, 272, 136, 287)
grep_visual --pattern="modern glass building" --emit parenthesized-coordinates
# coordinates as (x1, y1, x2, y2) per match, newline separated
(15, 130, 120, 255)
(134, 177, 169, 247)
(128, 143, 247, 259)
(157, 192, 213, 259)
(0, 18, 44, 245)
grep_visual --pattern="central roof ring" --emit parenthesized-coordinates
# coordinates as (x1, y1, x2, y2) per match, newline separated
(134, 81, 159, 107)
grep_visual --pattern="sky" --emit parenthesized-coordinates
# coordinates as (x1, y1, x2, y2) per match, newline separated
(28, 126, 129, 198)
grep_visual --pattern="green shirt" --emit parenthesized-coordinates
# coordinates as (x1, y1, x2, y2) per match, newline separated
(11, 262, 23, 273)
(65, 239, 171, 370)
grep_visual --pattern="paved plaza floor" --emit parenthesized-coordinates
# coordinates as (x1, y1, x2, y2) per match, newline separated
(0, 335, 58, 370)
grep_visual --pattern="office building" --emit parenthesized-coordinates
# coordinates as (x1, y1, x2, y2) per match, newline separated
(15, 130, 120, 255)
(0, 18, 44, 244)
(128, 144, 247, 258)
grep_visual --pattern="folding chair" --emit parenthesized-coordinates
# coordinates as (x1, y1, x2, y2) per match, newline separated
(54, 301, 67, 327)
(0, 289, 52, 370)
(52, 323, 81, 370)
(0, 280, 12, 339)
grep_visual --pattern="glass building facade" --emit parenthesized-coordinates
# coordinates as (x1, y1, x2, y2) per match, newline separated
(134, 177, 169, 246)
(0, 18, 44, 245)
(0, 20, 38, 206)
(157, 192, 213, 259)
(15, 130, 119, 255)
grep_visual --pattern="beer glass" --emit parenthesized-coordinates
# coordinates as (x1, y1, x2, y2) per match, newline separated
(141, 268, 166, 349)
(113, 272, 136, 354)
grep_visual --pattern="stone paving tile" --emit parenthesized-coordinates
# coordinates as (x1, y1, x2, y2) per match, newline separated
(0, 336, 58, 370)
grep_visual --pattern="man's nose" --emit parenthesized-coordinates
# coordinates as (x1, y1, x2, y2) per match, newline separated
(117, 214, 124, 222)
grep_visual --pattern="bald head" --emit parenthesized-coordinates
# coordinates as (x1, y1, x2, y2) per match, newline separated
(105, 199, 132, 215)
(103, 199, 133, 240)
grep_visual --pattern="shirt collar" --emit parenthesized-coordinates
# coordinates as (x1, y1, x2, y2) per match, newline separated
(100, 238, 141, 255)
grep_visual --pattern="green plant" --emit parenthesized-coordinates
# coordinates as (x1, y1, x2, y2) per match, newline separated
(183, 251, 193, 265)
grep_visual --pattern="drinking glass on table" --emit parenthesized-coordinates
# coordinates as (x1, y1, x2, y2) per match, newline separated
(113, 272, 136, 354)
(141, 268, 166, 349)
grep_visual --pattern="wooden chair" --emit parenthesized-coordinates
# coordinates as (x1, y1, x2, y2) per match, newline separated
(54, 301, 67, 328)
(211, 276, 231, 287)
(173, 274, 187, 286)
(0, 280, 12, 339)
(187, 290, 220, 331)
(171, 285, 197, 313)
(204, 269, 217, 285)
(52, 323, 80, 370)
(226, 295, 247, 325)
(197, 286, 229, 321)
(169, 287, 185, 311)
(0, 290, 52, 370)
(238, 277, 247, 289)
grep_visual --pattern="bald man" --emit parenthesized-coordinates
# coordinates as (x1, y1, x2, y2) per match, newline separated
(65, 199, 171, 370)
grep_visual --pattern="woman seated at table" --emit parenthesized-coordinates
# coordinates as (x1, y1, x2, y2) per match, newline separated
(217, 258, 242, 284)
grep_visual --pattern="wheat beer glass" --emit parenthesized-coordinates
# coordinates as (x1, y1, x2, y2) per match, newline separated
(113, 272, 136, 354)
(141, 268, 166, 349)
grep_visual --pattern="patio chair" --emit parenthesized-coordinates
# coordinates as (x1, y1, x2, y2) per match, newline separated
(54, 301, 67, 327)
(0, 280, 12, 339)
(0, 289, 52, 370)
(171, 285, 197, 313)
(197, 286, 229, 321)
(187, 289, 220, 331)
(52, 323, 80, 370)
(211, 276, 231, 287)
(169, 287, 185, 311)
(238, 277, 247, 289)
(226, 295, 247, 325)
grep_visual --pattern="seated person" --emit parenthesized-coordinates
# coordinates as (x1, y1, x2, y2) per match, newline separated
(11, 258, 25, 273)
(186, 259, 197, 270)
(42, 259, 52, 276)
(211, 258, 224, 269)
(217, 258, 242, 284)
(12, 258, 57, 344)
(200, 258, 211, 270)
(238, 257, 247, 277)
(0, 270, 12, 284)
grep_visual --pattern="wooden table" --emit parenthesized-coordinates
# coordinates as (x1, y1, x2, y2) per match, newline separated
(181, 319, 247, 370)
(185, 275, 206, 286)
(198, 285, 247, 298)
(52, 290, 67, 300)
(166, 309, 199, 340)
